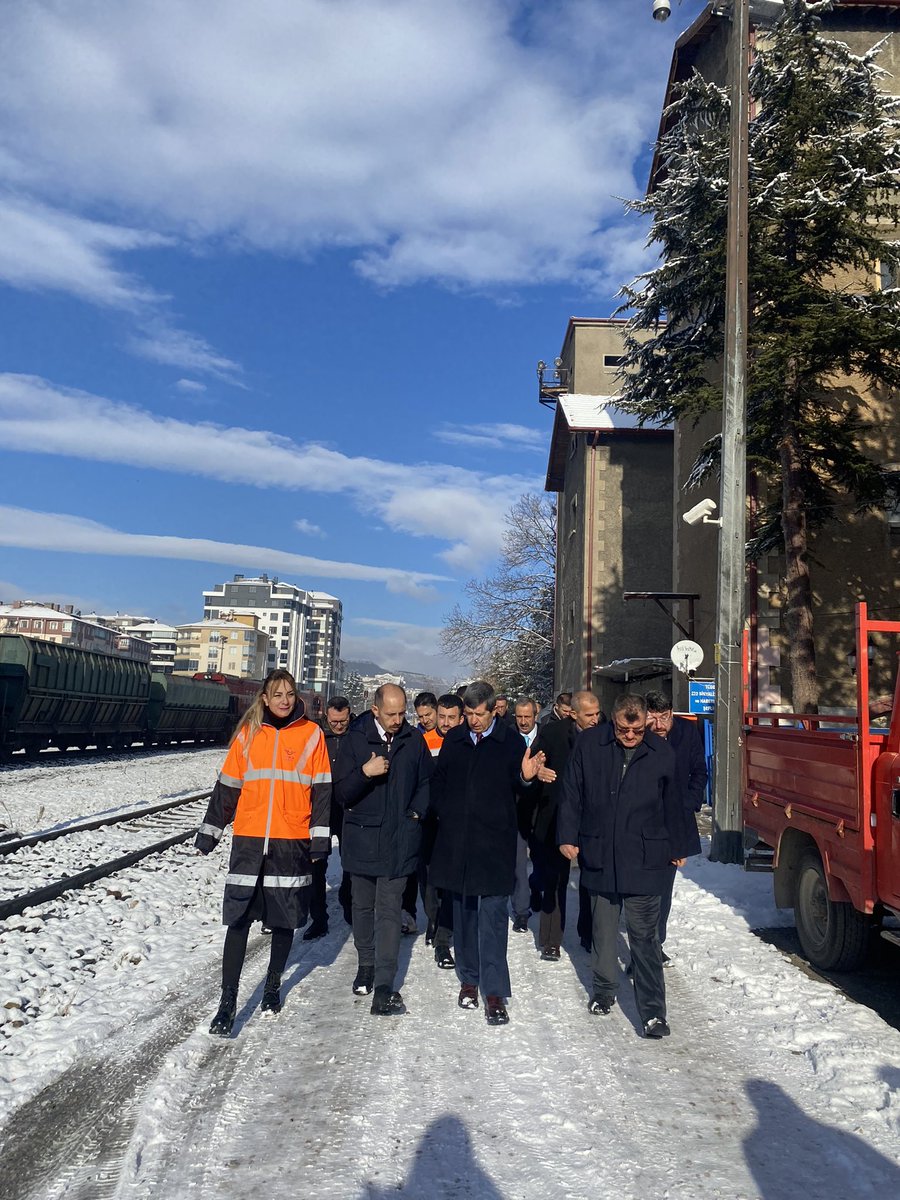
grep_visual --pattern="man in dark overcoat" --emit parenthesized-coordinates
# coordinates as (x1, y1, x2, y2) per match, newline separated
(429, 680, 544, 1026)
(645, 691, 706, 957)
(334, 684, 430, 1016)
(558, 692, 696, 1038)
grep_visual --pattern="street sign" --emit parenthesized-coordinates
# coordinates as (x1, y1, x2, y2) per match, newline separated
(688, 678, 715, 715)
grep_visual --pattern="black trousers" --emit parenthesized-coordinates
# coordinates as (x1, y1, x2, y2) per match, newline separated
(531, 841, 570, 949)
(658, 864, 677, 945)
(222, 912, 293, 990)
(590, 891, 665, 1025)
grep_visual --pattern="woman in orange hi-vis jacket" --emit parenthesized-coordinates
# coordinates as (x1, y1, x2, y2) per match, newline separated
(196, 670, 332, 1037)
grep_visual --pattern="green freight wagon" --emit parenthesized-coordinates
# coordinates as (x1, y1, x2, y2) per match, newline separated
(0, 633, 151, 757)
(146, 672, 231, 745)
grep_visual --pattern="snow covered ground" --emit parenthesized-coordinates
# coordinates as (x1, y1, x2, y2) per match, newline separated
(1, 754, 899, 1199)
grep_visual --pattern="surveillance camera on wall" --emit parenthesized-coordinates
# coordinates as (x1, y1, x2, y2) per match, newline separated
(682, 498, 720, 526)
(652, 0, 671, 21)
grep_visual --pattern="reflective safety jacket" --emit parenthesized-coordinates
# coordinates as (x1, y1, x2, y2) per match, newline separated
(196, 704, 332, 928)
(421, 727, 443, 758)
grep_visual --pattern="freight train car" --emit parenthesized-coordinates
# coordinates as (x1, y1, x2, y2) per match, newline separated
(146, 673, 231, 746)
(0, 633, 150, 757)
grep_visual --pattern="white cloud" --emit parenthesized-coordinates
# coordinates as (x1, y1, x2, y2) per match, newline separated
(175, 379, 207, 393)
(434, 423, 547, 453)
(0, 0, 683, 292)
(0, 373, 540, 569)
(342, 619, 468, 679)
(294, 518, 325, 538)
(0, 507, 449, 597)
(128, 319, 243, 383)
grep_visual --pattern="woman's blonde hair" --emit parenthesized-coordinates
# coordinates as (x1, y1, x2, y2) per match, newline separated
(230, 669, 299, 746)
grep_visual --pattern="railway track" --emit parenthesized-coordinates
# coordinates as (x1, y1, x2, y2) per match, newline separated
(0, 792, 212, 922)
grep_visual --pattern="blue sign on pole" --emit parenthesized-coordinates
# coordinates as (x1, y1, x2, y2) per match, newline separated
(688, 678, 716, 715)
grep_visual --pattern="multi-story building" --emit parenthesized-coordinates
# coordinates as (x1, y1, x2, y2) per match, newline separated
(127, 622, 179, 674)
(0, 601, 152, 664)
(173, 614, 268, 679)
(305, 592, 343, 697)
(540, 318, 676, 715)
(202, 574, 342, 690)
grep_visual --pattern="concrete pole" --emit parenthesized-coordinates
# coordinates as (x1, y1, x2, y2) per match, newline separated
(710, 0, 750, 864)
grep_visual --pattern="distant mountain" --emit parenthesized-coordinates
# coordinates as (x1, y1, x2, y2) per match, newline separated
(344, 659, 385, 676)
(343, 659, 453, 696)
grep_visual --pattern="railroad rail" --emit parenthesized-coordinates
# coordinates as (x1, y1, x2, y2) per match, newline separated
(0, 792, 212, 922)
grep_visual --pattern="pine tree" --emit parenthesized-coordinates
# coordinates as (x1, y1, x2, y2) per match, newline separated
(618, 0, 900, 711)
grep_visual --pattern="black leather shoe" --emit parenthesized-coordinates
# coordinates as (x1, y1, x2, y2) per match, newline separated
(370, 987, 405, 1016)
(425, 920, 437, 946)
(643, 1017, 671, 1038)
(261, 970, 282, 1013)
(434, 946, 455, 969)
(302, 922, 328, 941)
(485, 995, 509, 1025)
(458, 983, 479, 1009)
(540, 945, 561, 962)
(209, 985, 238, 1036)
(512, 915, 529, 933)
(352, 966, 375, 995)
(588, 995, 614, 1016)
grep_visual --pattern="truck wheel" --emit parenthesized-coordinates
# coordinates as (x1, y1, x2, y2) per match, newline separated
(794, 848, 869, 971)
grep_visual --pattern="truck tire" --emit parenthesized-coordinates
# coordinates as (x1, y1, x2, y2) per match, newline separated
(794, 848, 870, 971)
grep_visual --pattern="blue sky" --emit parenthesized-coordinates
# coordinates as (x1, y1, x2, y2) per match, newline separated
(0, 0, 707, 678)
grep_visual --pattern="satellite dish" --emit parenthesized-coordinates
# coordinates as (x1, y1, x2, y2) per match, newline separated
(671, 640, 704, 676)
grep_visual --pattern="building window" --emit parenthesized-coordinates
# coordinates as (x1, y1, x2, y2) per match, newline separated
(603, 354, 625, 368)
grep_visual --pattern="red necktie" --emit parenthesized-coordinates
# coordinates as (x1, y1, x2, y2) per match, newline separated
(475, 732, 483, 744)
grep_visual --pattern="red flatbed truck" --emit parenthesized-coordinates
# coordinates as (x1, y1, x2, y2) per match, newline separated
(742, 603, 900, 970)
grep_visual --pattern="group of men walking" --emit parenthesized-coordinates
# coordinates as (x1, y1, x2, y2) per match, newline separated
(308, 678, 706, 1038)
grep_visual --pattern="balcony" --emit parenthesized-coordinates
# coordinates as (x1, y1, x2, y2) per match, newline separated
(537, 359, 570, 408)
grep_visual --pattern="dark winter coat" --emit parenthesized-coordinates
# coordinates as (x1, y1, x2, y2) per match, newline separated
(557, 724, 696, 896)
(196, 703, 332, 929)
(333, 712, 430, 879)
(528, 717, 578, 846)
(322, 726, 347, 838)
(428, 720, 530, 897)
(669, 717, 709, 813)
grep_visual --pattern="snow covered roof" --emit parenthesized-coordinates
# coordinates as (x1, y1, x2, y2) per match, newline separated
(545, 395, 672, 492)
(557, 394, 639, 432)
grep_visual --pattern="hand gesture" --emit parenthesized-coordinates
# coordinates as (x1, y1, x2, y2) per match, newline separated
(362, 751, 389, 778)
(521, 748, 545, 780)
(559, 843, 579, 862)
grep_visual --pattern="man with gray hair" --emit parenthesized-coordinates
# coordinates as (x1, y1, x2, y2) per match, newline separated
(429, 681, 544, 1026)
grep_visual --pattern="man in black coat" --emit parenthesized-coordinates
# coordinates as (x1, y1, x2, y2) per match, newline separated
(334, 684, 430, 1016)
(429, 680, 544, 1026)
(645, 691, 706, 957)
(558, 693, 695, 1038)
(305, 696, 353, 938)
(528, 690, 603, 960)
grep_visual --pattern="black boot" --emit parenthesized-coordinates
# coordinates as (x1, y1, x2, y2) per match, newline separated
(261, 970, 282, 1014)
(209, 985, 238, 1037)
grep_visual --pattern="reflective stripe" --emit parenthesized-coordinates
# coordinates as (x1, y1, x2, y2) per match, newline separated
(199, 823, 223, 840)
(430, 747, 440, 757)
(263, 727, 280, 856)
(298, 771, 331, 786)
(218, 772, 243, 788)
(310, 826, 331, 839)
(244, 767, 299, 784)
(225, 873, 260, 887)
(262, 874, 311, 888)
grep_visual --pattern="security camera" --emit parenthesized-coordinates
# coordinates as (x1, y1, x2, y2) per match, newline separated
(682, 498, 720, 526)
(652, 0, 671, 21)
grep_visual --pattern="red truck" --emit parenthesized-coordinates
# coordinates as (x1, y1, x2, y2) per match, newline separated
(742, 602, 900, 970)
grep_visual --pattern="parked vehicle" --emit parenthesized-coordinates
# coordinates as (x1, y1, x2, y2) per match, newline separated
(743, 603, 900, 970)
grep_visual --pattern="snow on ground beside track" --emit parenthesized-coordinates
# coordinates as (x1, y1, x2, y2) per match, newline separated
(0, 747, 223, 835)
(0, 753, 898, 1198)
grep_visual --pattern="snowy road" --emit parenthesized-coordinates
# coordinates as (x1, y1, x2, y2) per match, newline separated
(1, 755, 900, 1198)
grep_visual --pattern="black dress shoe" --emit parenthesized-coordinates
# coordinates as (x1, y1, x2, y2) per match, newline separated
(425, 920, 437, 946)
(588, 995, 614, 1016)
(352, 966, 375, 995)
(540, 945, 561, 962)
(512, 915, 529, 933)
(370, 987, 405, 1016)
(260, 970, 282, 1013)
(458, 983, 479, 1009)
(209, 985, 238, 1036)
(643, 1016, 671, 1038)
(485, 995, 509, 1025)
(302, 922, 328, 941)
(434, 946, 455, 969)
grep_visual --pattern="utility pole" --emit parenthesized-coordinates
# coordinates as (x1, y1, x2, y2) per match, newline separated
(710, 0, 750, 864)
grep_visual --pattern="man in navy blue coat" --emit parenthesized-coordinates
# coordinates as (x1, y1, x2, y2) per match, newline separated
(558, 693, 695, 1038)
(429, 681, 544, 1026)
(334, 684, 430, 1017)
(645, 691, 706, 958)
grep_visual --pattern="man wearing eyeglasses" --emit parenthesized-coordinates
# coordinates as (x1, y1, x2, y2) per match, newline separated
(557, 692, 696, 1038)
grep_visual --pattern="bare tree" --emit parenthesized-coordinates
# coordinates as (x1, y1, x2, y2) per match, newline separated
(441, 493, 555, 700)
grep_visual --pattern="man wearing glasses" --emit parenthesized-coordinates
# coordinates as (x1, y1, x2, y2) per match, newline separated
(645, 692, 706, 962)
(557, 693, 696, 1038)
